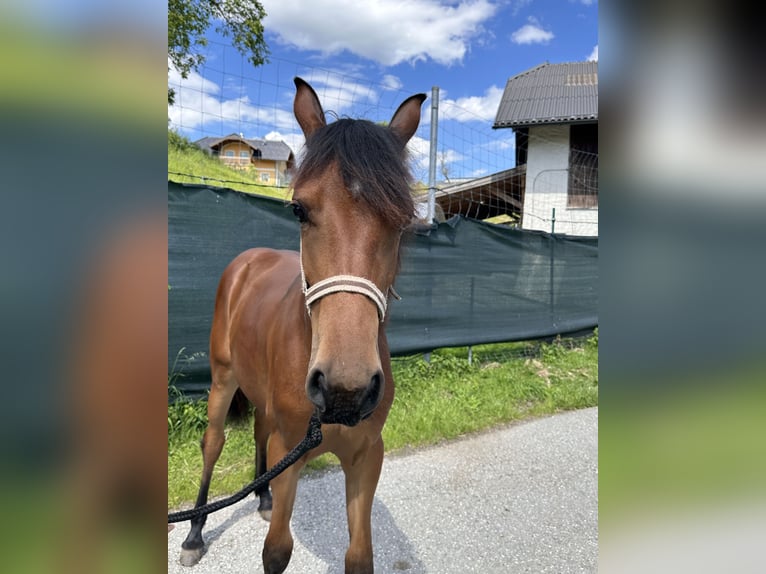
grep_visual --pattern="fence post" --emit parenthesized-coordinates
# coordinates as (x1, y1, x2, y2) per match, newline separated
(549, 221, 556, 328)
(468, 276, 475, 366)
(427, 86, 440, 223)
(422, 86, 440, 364)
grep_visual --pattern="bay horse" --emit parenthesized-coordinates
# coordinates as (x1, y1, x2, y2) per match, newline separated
(180, 77, 426, 573)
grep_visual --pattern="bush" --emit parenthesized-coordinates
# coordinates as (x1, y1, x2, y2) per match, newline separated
(168, 347, 209, 442)
(168, 128, 198, 152)
(168, 384, 208, 440)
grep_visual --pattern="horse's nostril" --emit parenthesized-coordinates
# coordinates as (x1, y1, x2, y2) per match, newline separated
(306, 368, 327, 413)
(307, 367, 383, 424)
(360, 371, 384, 419)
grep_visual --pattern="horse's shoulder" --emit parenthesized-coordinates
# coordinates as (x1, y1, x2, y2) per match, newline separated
(218, 249, 300, 299)
(226, 248, 298, 273)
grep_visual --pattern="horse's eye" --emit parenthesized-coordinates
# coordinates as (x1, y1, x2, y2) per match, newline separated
(291, 202, 309, 224)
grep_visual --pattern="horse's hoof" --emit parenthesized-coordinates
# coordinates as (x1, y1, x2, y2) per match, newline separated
(258, 508, 272, 522)
(179, 547, 204, 567)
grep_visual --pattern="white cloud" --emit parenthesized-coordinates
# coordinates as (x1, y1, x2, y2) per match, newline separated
(168, 58, 220, 96)
(587, 44, 598, 61)
(406, 134, 431, 164)
(381, 74, 403, 91)
(169, 64, 410, 147)
(261, 0, 496, 66)
(511, 17, 554, 45)
(404, 134, 432, 181)
(437, 148, 465, 165)
(405, 133, 467, 182)
(168, 64, 295, 133)
(300, 73, 378, 115)
(264, 130, 305, 157)
(440, 85, 504, 122)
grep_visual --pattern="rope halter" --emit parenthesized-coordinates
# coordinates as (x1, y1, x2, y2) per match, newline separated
(299, 241, 399, 322)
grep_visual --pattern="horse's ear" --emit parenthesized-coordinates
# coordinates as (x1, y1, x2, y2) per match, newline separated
(389, 93, 427, 147)
(294, 77, 327, 138)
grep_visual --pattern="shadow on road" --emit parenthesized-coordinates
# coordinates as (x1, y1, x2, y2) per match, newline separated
(291, 470, 426, 574)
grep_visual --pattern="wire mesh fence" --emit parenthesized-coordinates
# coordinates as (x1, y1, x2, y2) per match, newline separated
(167, 43, 599, 389)
(169, 40, 598, 234)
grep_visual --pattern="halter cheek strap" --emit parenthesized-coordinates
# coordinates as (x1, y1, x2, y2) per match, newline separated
(299, 241, 398, 322)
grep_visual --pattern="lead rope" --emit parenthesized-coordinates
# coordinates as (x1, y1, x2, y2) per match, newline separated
(167, 413, 323, 523)
(169, 243, 400, 523)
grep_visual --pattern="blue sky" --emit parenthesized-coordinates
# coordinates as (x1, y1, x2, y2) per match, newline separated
(169, 0, 598, 182)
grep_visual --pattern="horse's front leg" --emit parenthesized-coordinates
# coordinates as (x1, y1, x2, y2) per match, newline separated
(341, 437, 384, 574)
(253, 408, 273, 521)
(179, 369, 238, 566)
(262, 432, 305, 574)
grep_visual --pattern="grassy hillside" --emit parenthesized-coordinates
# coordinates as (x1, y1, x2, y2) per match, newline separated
(168, 130, 292, 200)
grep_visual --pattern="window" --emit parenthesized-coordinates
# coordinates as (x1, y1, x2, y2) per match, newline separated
(261, 173, 269, 182)
(239, 150, 249, 158)
(224, 150, 234, 157)
(514, 127, 528, 166)
(568, 123, 598, 208)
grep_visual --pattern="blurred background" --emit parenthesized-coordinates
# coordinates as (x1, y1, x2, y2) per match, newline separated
(0, 0, 764, 572)
(599, 1, 766, 572)
(0, 1, 166, 572)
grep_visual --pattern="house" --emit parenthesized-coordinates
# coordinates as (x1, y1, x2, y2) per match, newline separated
(195, 134, 295, 187)
(493, 61, 598, 236)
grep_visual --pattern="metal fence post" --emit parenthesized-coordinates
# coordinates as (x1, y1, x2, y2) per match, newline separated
(427, 86, 439, 223)
(423, 86, 440, 364)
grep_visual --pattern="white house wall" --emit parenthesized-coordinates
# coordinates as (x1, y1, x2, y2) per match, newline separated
(523, 125, 598, 236)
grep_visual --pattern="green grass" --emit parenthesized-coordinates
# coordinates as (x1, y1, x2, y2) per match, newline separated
(599, 363, 766, 527)
(168, 334, 598, 509)
(382, 339, 598, 452)
(168, 130, 292, 200)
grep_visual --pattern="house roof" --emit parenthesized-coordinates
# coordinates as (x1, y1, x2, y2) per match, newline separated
(195, 134, 294, 162)
(431, 165, 526, 222)
(493, 61, 598, 129)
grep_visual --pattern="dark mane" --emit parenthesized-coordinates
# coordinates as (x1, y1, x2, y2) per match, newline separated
(293, 119, 415, 229)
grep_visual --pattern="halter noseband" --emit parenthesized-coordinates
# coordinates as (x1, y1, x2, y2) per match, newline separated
(299, 241, 398, 322)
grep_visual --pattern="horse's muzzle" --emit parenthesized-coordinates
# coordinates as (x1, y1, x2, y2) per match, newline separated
(306, 368, 384, 427)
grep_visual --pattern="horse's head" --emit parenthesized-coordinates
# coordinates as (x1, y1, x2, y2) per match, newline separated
(291, 77, 425, 426)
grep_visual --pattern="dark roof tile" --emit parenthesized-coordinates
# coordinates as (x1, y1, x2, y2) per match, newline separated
(493, 61, 598, 128)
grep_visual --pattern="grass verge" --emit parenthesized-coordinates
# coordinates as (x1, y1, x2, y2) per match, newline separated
(168, 333, 598, 509)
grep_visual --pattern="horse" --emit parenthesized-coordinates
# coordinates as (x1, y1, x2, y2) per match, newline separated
(179, 77, 426, 574)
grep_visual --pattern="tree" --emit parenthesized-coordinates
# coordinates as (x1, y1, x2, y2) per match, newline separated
(438, 150, 451, 183)
(168, 0, 269, 104)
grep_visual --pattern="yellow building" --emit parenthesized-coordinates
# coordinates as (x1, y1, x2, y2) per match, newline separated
(195, 134, 295, 187)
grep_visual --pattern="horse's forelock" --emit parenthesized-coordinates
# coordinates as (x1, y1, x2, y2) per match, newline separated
(294, 119, 415, 229)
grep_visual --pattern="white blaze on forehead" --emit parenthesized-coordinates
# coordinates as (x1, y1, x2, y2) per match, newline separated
(349, 179, 363, 198)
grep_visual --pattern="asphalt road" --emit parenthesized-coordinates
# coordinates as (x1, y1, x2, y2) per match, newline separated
(168, 407, 598, 573)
